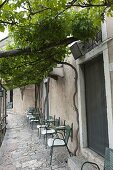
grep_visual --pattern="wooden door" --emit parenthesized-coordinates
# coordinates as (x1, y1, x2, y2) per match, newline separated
(84, 55, 109, 156)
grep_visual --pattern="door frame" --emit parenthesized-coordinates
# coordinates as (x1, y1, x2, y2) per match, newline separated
(84, 55, 109, 156)
(76, 45, 113, 156)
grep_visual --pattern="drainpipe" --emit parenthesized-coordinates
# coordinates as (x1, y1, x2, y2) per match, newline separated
(46, 78, 50, 119)
(35, 84, 37, 109)
(38, 85, 41, 111)
(44, 78, 50, 119)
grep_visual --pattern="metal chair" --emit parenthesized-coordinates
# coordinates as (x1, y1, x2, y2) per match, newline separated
(47, 124, 72, 165)
(26, 107, 36, 115)
(27, 108, 40, 129)
(81, 147, 113, 170)
(41, 117, 60, 147)
(26, 107, 37, 120)
(37, 115, 55, 137)
(29, 114, 40, 129)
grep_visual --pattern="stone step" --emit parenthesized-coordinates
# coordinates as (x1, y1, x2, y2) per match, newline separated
(68, 156, 99, 170)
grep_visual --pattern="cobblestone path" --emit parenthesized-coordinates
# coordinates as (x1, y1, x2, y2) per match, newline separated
(0, 110, 69, 170)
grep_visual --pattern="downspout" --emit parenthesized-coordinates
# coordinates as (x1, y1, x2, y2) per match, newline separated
(43, 78, 50, 119)
(46, 79, 50, 119)
(35, 84, 37, 109)
(40, 83, 43, 116)
(37, 85, 40, 111)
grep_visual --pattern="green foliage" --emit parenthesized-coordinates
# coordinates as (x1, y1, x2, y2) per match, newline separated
(72, 10, 101, 41)
(10, 13, 71, 50)
(0, 46, 66, 89)
(0, 0, 111, 89)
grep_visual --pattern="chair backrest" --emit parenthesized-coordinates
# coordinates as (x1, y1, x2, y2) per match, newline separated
(48, 116, 52, 119)
(27, 107, 35, 113)
(54, 117, 60, 126)
(64, 125, 72, 145)
(104, 147, 113, 170)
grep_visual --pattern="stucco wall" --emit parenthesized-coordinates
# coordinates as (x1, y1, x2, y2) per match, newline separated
(13, 85, 35, 114)
(49, 55, 78, 153)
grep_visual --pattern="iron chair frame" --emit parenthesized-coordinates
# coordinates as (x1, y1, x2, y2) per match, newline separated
(48, 124, 73, 165)
(37, 115, 56, 138)
(41, 117, 61, 148)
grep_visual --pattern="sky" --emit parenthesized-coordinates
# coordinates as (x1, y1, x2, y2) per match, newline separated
(0, 29, 8, 40)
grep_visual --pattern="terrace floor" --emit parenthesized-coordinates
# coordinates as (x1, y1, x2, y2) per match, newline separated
(0, 110, 69, 170)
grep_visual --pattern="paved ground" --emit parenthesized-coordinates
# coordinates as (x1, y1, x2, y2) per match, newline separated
(0, 110, 69, 170)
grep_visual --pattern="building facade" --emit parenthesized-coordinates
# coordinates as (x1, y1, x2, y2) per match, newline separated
(1, 16, 113, 169)
(43, 17, 113, 169)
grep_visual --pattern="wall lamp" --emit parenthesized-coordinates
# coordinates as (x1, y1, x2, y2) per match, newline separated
(70, 41, 84, 60)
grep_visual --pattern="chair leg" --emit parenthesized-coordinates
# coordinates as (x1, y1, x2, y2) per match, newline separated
(43, 134, 45, 144)
(46, 133, 47, 149)
(37, 128, 39, 136)
(66, 145, 71, 156)
(39, 127, 41, 138)
(50, 146, 53, 165)
(30, 120, 33, 129)
(30, 121, 31, 128)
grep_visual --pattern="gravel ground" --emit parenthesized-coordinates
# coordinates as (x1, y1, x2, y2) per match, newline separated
(0, 110, 69, 170)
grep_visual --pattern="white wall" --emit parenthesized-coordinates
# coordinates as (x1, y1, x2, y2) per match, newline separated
(49, 55, 78, 153)
(13, 85, 35, 114)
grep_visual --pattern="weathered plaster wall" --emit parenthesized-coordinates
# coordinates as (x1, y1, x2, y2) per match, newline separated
(13, 85, 35, 114)
(49, 55, 78, 153)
